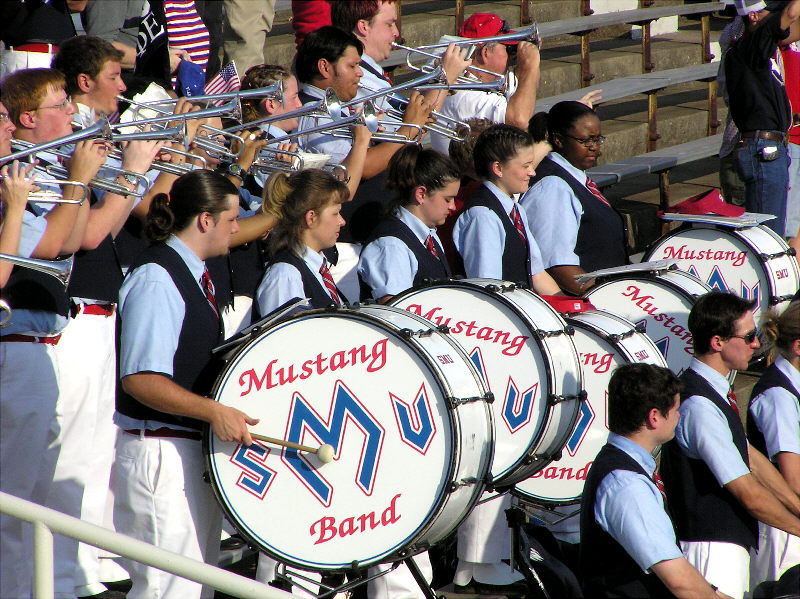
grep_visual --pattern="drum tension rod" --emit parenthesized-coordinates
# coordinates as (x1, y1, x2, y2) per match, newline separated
(534, 328, 572, 339)
(548, 390, 588, 406)
(761, 248, 796, 260)
(448, 477, 479, 492)
(770, 294, 797, 305)
(447, 392, 494, 408)
(602, 329, 639, 343)
(398, 327, 440, 339)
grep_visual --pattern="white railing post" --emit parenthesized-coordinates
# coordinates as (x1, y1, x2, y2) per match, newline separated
(33, 521, 54, 599)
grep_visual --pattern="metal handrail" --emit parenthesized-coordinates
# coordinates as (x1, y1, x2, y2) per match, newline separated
(0, 491, 300, 599)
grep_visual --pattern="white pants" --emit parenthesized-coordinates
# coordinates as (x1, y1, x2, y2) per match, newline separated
(681, 540, 750, 599)
(0, 44, 57, 79)
(114, 433, 222, 599)
(223, 294, 254, 338)
(0, 341, 61, 599)
(749, 521, 800, 589)
(48, 309, 117, 597)
(454, 493, 523, 585)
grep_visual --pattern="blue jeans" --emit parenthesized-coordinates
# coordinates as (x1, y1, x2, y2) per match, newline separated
(736, 136, 789, 235)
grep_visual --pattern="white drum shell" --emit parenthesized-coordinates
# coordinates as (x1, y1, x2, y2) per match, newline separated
(514, 309, 667, 506)
(205, 304, 493, 571)
(585, 269, 710, 376)
(391, 279, 583, 487)
(644, 224, 800, 317)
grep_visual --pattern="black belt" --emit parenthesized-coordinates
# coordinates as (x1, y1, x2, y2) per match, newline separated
(740, 130, 788, 144)
(124, 427, 202, 441)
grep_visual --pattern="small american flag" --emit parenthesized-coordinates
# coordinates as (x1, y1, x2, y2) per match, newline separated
(204, 62, 241, 104)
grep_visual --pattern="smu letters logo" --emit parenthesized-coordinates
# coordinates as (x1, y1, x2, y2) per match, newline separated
(390, 383, 437, 455)
(283, 381, 385, 507)
(230, 443, 277, 499)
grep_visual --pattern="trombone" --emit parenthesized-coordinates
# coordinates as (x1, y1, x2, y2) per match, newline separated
(0, 253, 74, 287)
(109, 98, 242, 135)
(130, 80, 283, 108)
(0, 120, 107, 165)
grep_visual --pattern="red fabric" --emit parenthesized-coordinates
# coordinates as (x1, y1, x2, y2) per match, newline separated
(425, 235, 440, 258)
(586, 176, 611, 207)
(541, 295, 596, 314)
(727, 387, 740, 415)
(319, 260, 341, 305)
(201, 268, 220, 320)
(510, 204, 528, 248)
(780, 46, 800, 144)
(666, 188, 745, 217)
(653, 471, 668, 504)
(292, 0, 332, 49)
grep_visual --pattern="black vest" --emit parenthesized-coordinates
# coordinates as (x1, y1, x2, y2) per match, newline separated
(579, 443, 674, 598)
(116, 244, 223, 430)
(462, 185, 530, 287)
(660, 368, 758, 549)
(747, 362, 800, 459)
(252, 249, 342, 321)
(529, 156, 628, 271)
(360, 216, 450, 300)
(67, 234, 124, 303)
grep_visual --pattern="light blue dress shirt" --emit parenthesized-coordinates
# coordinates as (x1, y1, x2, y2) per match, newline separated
(255, 245, 332, 316)
(115, 235, 209, 431)
(357, 54, 391, 113)
(594, 433, 683, 572)
(452, 181, 545, 280)
(358, 207, 444, 299)
(674, 359, 752, 486)
(749, 355, 800, 460)
(520, 151, 588, 269)
(296, 84, 352, 165)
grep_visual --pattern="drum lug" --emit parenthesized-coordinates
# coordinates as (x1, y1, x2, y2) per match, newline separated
(547, 390, 588, 406)
(760, 249, 794, 261)
(448, 392, 493, 408)
(399, 327, 441, 339)
(770, 294, 796, 305)
(202, 471, 210, 483)
(534, 328, 570, 339)
(449, 477, 478, 492)
(436, 324, 450, 334)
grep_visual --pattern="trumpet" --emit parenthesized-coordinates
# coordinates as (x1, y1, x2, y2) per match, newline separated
(393, 43, 506, 89)
(339, 67, 445, 111)
(0, 175, 89, 204)
(225, 88, 345, 134)
(110, 98, 242, 134)
(132, 80, 283, 108)
(419, 23, 540, 51)
(0, 252, 74, 287)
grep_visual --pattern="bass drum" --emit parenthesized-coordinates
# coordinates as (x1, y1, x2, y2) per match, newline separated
(390, 279, 583, 487)
(644, 224, 799, 318)
(205, 304, 493, 571)
(585, 268, 711, 376)
(513, 310, 667, 534)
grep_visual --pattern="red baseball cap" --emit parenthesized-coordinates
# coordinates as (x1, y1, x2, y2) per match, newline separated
(459, 13, 518, 44)
(667, 189, 745, 217)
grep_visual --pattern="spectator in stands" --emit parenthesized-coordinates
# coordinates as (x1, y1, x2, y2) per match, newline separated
(0, 0, 85, 79)
(780, 31, 799, 239)
(717, 14, 747, 206)
(522, 101, 628, 295)
(84, 0, 145, 71)
(223, 0, 276, 75)
(429, 12, 541, 154)
(292, 0, 331, 48)
(724, 0, 800, 236)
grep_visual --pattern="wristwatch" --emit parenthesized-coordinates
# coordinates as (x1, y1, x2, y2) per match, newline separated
(226, 163, 244, 182)
(119, 172, 139, 191)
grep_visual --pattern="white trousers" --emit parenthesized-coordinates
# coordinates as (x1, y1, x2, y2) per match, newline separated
(749, 521, 800, 589)
(0, 45, 57, 79)
(454, 493, 523, 585)
(114, 433, 223, 599)
(47, 310, 117, 598)
(681, 540, 750, 599)
(0, 341, 61, 599)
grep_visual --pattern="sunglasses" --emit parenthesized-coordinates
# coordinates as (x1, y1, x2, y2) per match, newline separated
(727, 328, 759, 344)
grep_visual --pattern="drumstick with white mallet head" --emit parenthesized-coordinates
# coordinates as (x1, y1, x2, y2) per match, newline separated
(249, 433, 335, 464)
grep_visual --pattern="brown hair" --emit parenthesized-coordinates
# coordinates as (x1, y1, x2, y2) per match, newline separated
(51, 36, 124, 96)
(263, 169, 349, 254)
(240, 64, 292, 123)
(760, 301, 800, 364)
(331, 0, 398, 33)
(448, 117, 493, 175)
(0, 69, 67, 126)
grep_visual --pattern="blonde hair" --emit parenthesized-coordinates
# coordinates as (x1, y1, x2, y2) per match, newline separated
(760, 301, 800, 364)
(262, 169, 349, 254)
(240, 64, 292, 123)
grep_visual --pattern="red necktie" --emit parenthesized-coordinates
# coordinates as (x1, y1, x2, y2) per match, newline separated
(586, 176, 611, 207)
(727, 387, 740, 414)
(510, 204, 528, 247)
(200, 268, 219, 320)
(425, 234, 440, 258)
(653, 471, 667, 504)
(319, 260, 341, 305)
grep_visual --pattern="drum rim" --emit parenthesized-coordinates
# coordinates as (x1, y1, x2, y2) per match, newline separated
(203, 305, 490, 571)
(642, 223, 800, 306)
(390, 279, 573, 485)
(587, 268, 711, 304)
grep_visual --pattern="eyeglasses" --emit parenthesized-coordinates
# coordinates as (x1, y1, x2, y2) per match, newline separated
(561, 133, 606, 148)
(727, 328, 759, 344)
(33, 96, 73, 112)
(0, 113, 9, 122)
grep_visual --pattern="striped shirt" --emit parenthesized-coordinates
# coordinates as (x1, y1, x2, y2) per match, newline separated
(164, 0, 210, 74)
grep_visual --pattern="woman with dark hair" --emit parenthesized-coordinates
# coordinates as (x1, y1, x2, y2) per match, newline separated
(115, 169, 258, 599)
(358, 145, 459, 302)
(521, 101, 628, 295)
(748, 301, 800, 587)
(254, 168, 350, 316)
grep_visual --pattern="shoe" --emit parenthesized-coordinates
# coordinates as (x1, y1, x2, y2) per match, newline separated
(453, 578, 528, 597)
(220, 533, 246, 551)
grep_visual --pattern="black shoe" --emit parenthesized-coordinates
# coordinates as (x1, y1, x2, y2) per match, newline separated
(220, 533, 246, 551)
(453, 578, 528, 597)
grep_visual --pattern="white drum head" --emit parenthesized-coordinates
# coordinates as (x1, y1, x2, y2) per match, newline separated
(645, 225, 800, 318)
(586, 269, 710, 376)
(514, 310, 666, 505)
(206, 305, 492, 570)
(391, 280, 583, 487)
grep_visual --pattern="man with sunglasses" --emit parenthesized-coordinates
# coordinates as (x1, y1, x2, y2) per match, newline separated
(660, 291, 800, 599)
